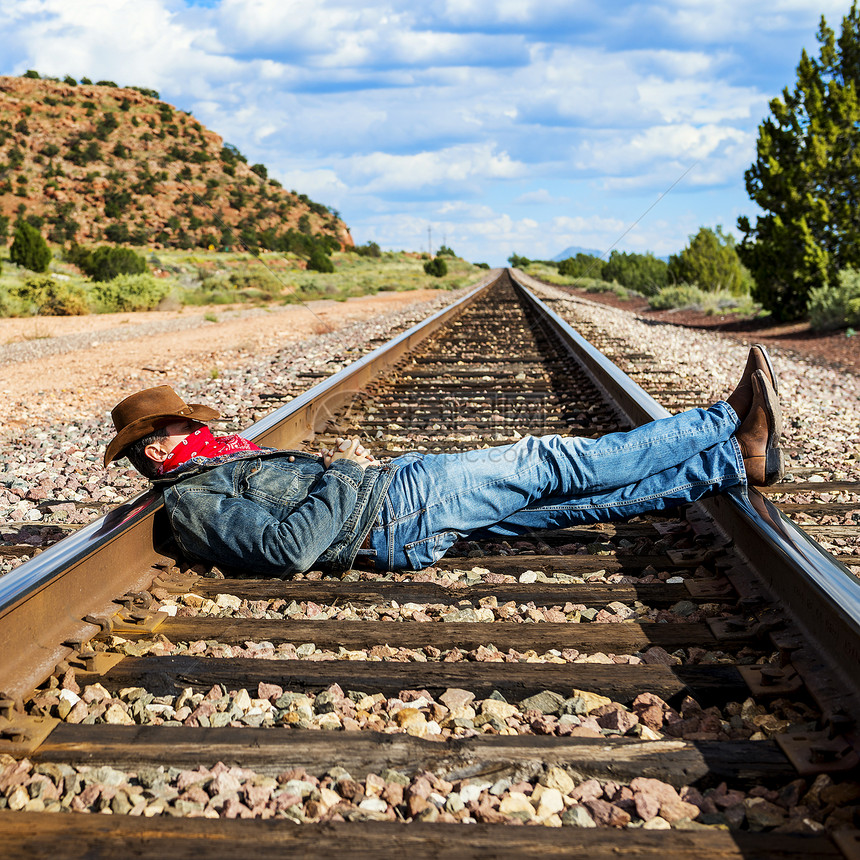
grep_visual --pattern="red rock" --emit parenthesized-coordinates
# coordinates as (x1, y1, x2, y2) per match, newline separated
(61, 669, 80, 694)
(571, 779, 603, 802)
(0, 760, 32, 793)
(182, 786, 210, 804)
(567, 726, 603, 738)
(473, 800, 510, 823)
(659, 797, 700, 823)
(244, 783, 272, 808)
(595, 705, 639, 734)
(680, 786, 705, 809)
(272, 792, 301, 812)
(633, 693, 668, 731)
(382, 783, 404, 807)
(257, 682, 283, 701)
(530, 714, 558, 734)
(177, 768, 208, 791)
(640, 646, 680, 666)
(635, 791, 661, 821)
(337, 779, 364, 802)
(400, 689, 433, 703)
(584, 798, 631, 827)
(406, 776, 433, 817)
(222, 797, 254, 819)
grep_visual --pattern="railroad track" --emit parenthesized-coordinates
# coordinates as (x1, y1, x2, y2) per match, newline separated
(1, 269, 859, 858)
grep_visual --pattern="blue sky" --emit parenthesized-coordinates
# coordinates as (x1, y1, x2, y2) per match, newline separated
(0, 0, 853, 265)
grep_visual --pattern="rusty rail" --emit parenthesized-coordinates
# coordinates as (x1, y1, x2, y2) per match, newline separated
(0, 271, 500, 701)
(510, 269, 860, 721)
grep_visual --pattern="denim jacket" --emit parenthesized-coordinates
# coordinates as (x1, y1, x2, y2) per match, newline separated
(153, 449, 394, 575)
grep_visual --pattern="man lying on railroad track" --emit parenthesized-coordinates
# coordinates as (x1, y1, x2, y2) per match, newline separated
(104, 346, 783, 576)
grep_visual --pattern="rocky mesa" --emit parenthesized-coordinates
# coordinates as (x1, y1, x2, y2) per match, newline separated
(0, 74, 352, 253)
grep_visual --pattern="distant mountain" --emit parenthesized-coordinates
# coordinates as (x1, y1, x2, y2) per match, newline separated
(0, 74, 352, 251)
(553, 246, 672, 263)
(552, 245, 603, 262)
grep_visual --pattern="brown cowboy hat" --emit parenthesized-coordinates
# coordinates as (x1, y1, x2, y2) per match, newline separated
(104, 385, 220, 466)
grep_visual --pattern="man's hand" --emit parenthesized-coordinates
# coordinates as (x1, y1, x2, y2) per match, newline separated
(323, 437, 375, 470)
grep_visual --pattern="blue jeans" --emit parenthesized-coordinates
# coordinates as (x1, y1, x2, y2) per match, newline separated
(365, 402, 745, 570)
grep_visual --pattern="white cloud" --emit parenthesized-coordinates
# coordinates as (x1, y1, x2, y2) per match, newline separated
(0, 0, 841, 264)
(575, 124, 753, 190)
(515, 188, 569, 205)
(343, 143, 526, 193)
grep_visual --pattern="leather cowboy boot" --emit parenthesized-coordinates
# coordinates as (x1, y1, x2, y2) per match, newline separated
(735, 370, 784, 486)
(727, 344, 778, 420)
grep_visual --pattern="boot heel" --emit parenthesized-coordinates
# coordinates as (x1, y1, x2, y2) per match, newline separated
(765, 448, 784, 485)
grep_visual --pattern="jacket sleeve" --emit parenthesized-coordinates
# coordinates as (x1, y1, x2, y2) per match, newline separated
(165, 460, 365, 575)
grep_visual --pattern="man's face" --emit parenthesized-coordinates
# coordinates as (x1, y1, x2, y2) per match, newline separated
(145, 420, 205, 465)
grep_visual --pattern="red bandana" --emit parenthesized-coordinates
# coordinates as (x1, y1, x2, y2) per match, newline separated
(157, 427, 261, 476)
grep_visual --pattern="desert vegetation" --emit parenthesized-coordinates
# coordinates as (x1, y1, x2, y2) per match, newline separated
(0, 243, 482, 317)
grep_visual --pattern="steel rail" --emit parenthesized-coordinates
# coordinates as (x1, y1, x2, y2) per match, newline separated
(0, 271, 500, 701)
(509, 269, 860, 720)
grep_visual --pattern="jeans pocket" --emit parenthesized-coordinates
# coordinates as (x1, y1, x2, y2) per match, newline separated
(404, 531, 459, 570)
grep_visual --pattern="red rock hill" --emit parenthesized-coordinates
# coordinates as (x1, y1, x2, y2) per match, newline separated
(0, 75, 352, 252)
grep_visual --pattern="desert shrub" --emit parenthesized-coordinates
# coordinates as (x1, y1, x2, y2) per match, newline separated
(12, 275, 89, 315)
(10, 222, 52, 272)
(558, 253, 605, 279)
(307, 247, 335, 273)
(602, 251, 668, 296)
(648, 284, 709, 310)
(807, 268, 860, 330)
(353, 241, 382, 258)
(104, 224, 132, 244)
(424, 257, 448, 277)
(437, 245, 457, 257)
(475, 262, 490, 269)
(91, 273, 168, 311)
(218, 268, 283, 299)
(72, 245, 147, 281)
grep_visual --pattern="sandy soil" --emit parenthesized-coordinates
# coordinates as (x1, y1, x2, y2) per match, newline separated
(0, 290, 442, 428)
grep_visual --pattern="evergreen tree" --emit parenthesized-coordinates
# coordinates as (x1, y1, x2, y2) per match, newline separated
(558, 252, 605, 279)
(668, 227, 751, 295)
(10, 222, 51, 273)
(601, 251, 668, 296)
(423, 257, 447, 277)
(738, 4, 860, 320)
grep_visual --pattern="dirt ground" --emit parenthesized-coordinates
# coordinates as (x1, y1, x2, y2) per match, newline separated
(0, 290, 443, 425)
(560, 288, 860, 377)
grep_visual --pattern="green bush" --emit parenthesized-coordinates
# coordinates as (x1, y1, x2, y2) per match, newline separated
(807, 268, 860, 330)
(558, 253, 605, 279)
(424, 257, 447, 277)
(72, 245, 147, 281)
(91, 273, 168, 311)
(668, 226, 751, 296)
(12, 275, 88, 315)
(647, 283, 758, 315)
(308, 247, 335, 273)
(353, 241, 381, 258)
(602, 251, 668, 296)
(648, 284, 709, 310)
(10, 223, 52, 272)
(231, 269, 281, 293)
